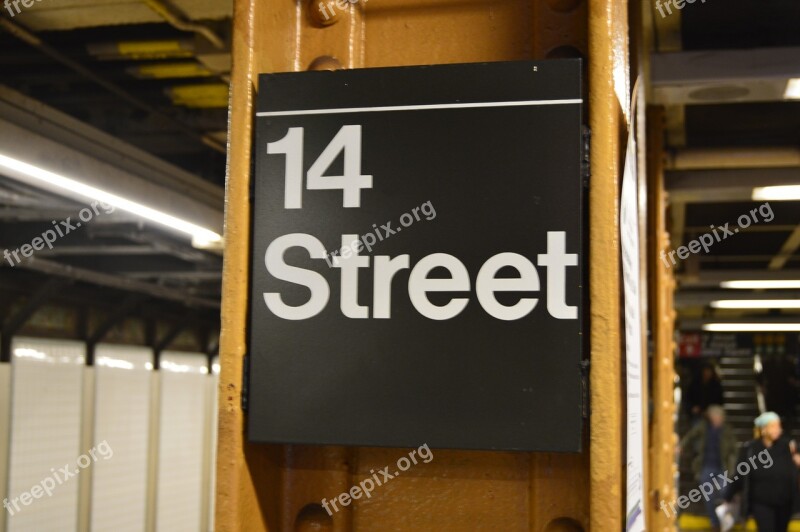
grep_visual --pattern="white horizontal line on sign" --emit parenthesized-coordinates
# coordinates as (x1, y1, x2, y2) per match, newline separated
(257, 99, 584, 117)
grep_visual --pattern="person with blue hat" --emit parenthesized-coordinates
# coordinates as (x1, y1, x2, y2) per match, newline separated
(723, 411, 800, 530)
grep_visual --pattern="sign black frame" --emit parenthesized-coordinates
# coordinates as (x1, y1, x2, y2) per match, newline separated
(247, 60, 586, 452)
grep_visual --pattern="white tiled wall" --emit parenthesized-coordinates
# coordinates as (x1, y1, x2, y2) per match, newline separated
(155, 352, 209, 532)
(7, 337, 85, 532)
(91, 344, 153, 532)
(0, 361, 12, 532)
(207, 357, 220, 532)
(3, 340, 217, 532)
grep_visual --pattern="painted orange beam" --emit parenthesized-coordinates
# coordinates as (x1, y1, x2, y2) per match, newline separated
(216, 1, 628, 530)
(646, 105, 678, 531)
(587, 0, 629, 528)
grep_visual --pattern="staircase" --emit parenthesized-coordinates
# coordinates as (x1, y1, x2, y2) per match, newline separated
(677, 355, 760, 516)
(718, 355, 761, 444)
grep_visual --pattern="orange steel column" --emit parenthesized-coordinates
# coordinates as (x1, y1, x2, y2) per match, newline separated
(216, 0, 627, 530)
(646, 106, 678, 531)
(587, 0, 628, 529)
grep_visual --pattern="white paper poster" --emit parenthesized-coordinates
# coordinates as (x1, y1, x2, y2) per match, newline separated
(621, 118, 646, 532)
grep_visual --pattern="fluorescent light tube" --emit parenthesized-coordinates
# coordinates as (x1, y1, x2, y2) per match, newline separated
(703, 323, 800, 332)
(752, 185, 800, 201)
(0, 153, 221, 244)
(720, 280, 800, 289)
(784, 78, 800, 100)
(711, 300, 800, 309)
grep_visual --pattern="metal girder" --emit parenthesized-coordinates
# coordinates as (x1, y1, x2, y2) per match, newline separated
(0, 208, 110, 222)
(7, 255, 219, 309)
(666, 167, 800, 203)
(1, 278, 68, 336)
(0, 189, 73, 210)
(3, 0, 231, 32)
(85, 293, 148, 365)
(0, 278, 69, 361)
(770, 225, 800, 270)
(153, 318, 194, 367)
(48, 255, 199, 273)
(87, 225, 216, 263)
(0, 85, 224, 232)
(38, 246, 164, 257)
(153, 318, 190, 354)
(666, 147, 800, 170)
(121, 270, 222, 281)
(0, 19, 226, 153)
(206, 337, 219, 357)
(651, 47, 800, 105)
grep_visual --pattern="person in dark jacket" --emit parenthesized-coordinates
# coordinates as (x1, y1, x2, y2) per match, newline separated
(679, 405, 738, 530)
(724, 412, 800, 531)
(686, 363, 724, 421)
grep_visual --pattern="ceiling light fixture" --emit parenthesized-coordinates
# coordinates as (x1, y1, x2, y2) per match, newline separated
(710, 299, 800, 309)
(0, 153, 221, 246)
(784, 78, 800, 100)
(702, 323, 800, 332)
(752, 184, 800, 201)
(720, 280, 800, 289)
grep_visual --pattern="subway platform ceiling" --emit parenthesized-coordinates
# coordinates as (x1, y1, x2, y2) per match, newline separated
(651, 0, 800, 329)
(0, 0, 231, 352)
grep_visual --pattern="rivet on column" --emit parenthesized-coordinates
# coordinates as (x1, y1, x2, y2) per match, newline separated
(308, 56, 343, 71)
(308, 0, 342, 26)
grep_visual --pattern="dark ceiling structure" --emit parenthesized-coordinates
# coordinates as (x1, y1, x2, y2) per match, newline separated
(0, 2, 229, 185)
(651, 0, 800, 327)
(0, 0, 231, 357)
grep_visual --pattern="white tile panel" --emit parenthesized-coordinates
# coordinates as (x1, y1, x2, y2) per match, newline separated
(7, 337, 85, 532)
(155, 352, 208, 532)
(90, 344, 153, 532)
(207, 356, 219, 532)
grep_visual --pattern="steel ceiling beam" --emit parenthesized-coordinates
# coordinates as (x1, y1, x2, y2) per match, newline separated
(0, 18, 226, 153)
(0, 278, 69, 362)
(87, 226, 216, 263)
(85, 293, 148, 365)
(666, 147, 800, 171)
(651, 47, 800, 105)
(4, 255, 219, 309)
(37, 246, 164, 257)
(154, 323, 186, 354)
(666, 167, 800, 203)
(0, 86, 224, 235)
(770, 225, 800, 270)
(121, 270, 222, 281)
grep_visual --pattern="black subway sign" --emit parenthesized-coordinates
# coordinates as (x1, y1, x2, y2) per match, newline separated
(249, 60, 584, 452)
